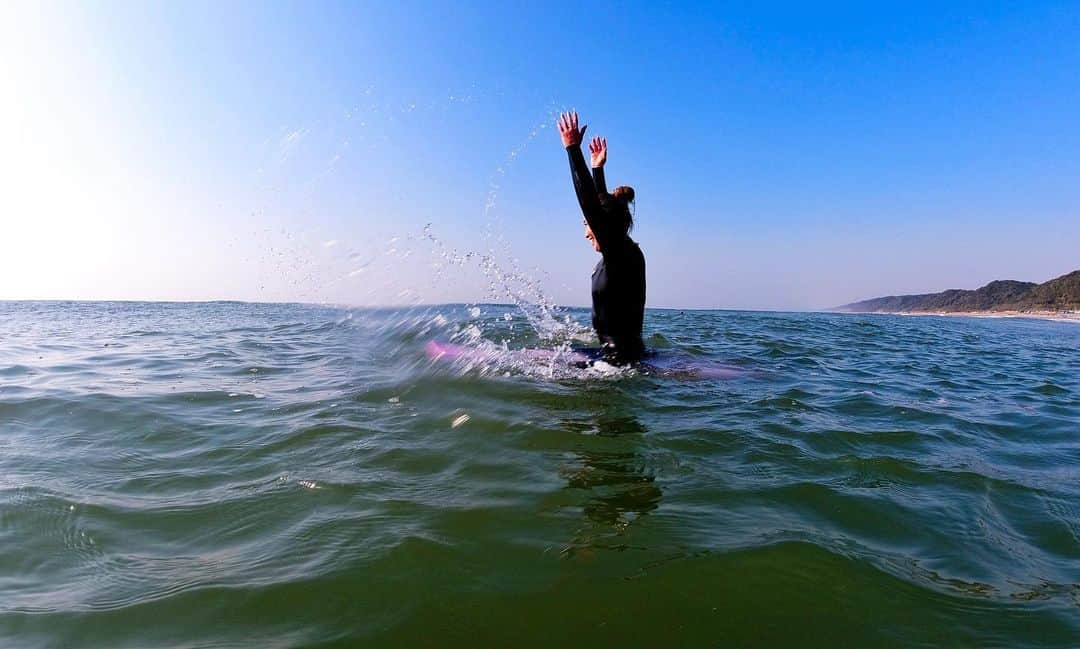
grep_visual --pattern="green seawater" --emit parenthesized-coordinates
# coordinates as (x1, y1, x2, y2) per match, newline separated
(1, 301, 1077, 648)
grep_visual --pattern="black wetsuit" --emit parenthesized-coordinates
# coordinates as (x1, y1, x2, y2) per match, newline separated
(566, 144, 646, 364)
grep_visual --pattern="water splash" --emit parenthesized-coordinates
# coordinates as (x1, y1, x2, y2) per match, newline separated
(247, 94, 598, 377)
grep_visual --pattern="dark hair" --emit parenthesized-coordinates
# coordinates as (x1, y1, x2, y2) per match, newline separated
(608, 185, 635, 234)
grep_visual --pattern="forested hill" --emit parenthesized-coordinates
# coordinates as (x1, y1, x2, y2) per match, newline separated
(835, 270, 1080, 313)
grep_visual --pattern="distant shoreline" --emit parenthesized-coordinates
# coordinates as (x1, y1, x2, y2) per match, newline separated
(835, 269, 1079, 316)
(841, 310, 1080, 323)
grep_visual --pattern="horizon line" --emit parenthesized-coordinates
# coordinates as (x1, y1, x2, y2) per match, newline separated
(0, 297, 841, 314)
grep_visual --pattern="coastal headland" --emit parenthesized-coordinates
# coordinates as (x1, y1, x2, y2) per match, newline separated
(834, 270, 1079, 321)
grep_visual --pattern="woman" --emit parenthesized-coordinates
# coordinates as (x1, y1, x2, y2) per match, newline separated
(557, 111, 646, 365)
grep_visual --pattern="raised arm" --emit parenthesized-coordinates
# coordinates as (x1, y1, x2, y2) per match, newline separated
(558, 112, 615, 248)
(589, 136, 608, 194)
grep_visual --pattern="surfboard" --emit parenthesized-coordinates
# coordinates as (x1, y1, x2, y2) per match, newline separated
(425, 341, 749, 380)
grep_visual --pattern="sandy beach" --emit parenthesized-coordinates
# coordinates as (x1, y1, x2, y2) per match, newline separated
(868, 310, 1080, 323)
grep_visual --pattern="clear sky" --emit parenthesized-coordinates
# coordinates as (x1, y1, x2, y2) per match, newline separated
(2, 1, 1078, 310)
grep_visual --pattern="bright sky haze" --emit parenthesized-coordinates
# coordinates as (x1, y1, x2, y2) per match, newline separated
(3, 1, 1078, 310)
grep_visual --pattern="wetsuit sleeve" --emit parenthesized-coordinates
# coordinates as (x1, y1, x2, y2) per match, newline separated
(592, 165, 607, 194)
(567, 145, 616, 250)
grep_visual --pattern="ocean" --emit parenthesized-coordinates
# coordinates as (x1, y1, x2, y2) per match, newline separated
(1, 301, 1077, 648)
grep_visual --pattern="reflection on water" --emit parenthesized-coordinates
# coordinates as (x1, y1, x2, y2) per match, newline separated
(559, 414, 662, 557)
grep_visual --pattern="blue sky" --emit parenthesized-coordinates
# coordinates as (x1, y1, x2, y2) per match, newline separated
(2, 1, 1077, 309)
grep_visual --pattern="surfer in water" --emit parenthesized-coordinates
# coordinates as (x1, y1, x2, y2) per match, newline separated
(558, 111, 646, 365)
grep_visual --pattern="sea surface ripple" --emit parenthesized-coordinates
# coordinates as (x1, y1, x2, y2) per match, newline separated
(0, 301, 1077, 648)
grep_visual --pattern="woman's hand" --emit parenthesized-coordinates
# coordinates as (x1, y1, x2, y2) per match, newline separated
(557, 111, 587, 148)
(589, 136, 607, 168)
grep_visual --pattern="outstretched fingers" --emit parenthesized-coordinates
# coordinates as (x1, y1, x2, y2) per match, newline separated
(557, 110, 588, 145)
(590, 136, 606, 155)
(558, 111, 586, 132)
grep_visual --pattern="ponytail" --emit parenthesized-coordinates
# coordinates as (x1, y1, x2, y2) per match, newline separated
(613, 185, 635, 233)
